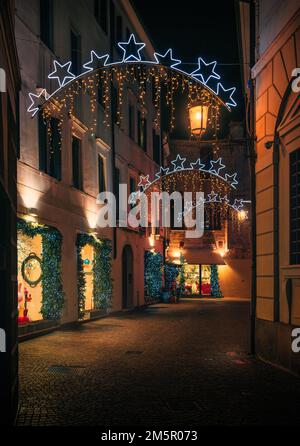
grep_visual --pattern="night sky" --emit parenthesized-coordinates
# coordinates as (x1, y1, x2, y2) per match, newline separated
(131, 0, 243, 137)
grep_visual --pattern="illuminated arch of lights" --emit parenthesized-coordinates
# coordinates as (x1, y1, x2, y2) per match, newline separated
(27, 33, 237, 118)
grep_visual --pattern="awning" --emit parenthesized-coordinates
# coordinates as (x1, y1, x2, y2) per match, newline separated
(182, 249, 226, 265)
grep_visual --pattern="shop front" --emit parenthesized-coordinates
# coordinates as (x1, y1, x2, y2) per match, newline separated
(17, 219, 64, 336)
(180, 250, 224, 298)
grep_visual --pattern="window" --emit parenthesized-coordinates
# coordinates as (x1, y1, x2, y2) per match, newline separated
(128, 103, 135, 140)
(109, 0, 115, 49)
(72, 136, 83, 190)
(204, 208, 221, 231)
(153, 130, 161, 164)
(94, 0, 108, 33)
(38, 116, 61, 180)
(137, 111, 147, 151)
(40, 0, 53, 50)
(71, 29, 81, 76)
(126, 27, 131, 40)
(116, 15, 123, 42)
(98, 155, 106, 194)
(290, 148, 300, 264)
(129, 176, 136, 209)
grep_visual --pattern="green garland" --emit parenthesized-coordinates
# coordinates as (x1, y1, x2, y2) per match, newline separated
(211, 264, 223, 297)
(164, 261, 179, 290)
(17, 219, 64, 321)
(76, 233, 113, 319)
(144, 251, 163, 301)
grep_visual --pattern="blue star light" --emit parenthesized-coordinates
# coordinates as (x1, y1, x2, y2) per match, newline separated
(191, 58, 220, 85)
(171, 155, 186, 171)
(190, 158, 206, 170)
(118, 34, 146, 62)
(155, 166, 169, 179)
(216, 84, 237, 108)
(48, 61, 76, 88)
(83, 51, 110, 72)
(154, 49, 181, 68)
(209, 158, 226, 175)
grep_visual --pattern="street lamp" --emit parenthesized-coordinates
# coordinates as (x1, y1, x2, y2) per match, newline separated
(189, 104, 209, 137)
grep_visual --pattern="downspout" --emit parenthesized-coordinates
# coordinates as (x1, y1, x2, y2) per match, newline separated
(249, 0, 257, 355)
(110, 0, 117, 260)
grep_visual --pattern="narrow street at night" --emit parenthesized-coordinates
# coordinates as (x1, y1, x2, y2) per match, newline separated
(18, 300, 300, 426)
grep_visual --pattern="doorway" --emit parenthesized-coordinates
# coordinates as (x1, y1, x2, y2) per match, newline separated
(122, 245, 134, 308)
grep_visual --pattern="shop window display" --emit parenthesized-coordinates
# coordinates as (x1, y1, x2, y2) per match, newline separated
(81, 243, 95, 312)
(17, 233, 43, 323)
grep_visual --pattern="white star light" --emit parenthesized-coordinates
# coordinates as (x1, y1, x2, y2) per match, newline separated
(153, 49, 181, 68)
(190, 158, 206, 170)
(232, 199, 244, 211)
(216, 84, 237, 108)
(48, 61, 76, 88)
(155, 166, 169, 179)
(27, 89, 49, 116)
(83, 51, 110, 72)
(225, 173, 238, 188)
(207, 191, 220, 203)
(171, 155, 186, 171)
(118, 34, 146, 63)
(209, 158, 226, 176)
(191, 58, 220, 85)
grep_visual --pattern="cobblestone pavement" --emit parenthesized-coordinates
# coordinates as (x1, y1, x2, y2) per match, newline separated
(17, 299, 300, 426)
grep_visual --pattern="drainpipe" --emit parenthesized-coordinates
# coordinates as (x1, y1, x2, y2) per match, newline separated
(249, 0, 257, 355)
(110, 0, 117, 260)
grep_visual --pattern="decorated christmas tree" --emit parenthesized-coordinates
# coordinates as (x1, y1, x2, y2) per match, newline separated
(211, 265, 223, 298)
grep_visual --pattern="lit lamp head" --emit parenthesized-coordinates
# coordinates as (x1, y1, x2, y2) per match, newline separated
(189, 103, 209, 138)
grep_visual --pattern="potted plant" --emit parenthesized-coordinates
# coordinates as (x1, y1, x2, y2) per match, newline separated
(161, 287, 171, 303)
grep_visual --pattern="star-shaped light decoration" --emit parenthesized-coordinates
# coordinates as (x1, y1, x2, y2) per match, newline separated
(27, 89, 49, 117)
(83, 51, 110, 73)
(190, 158, 206, 170)
(171, 154, 186, 171)
(48, 61, 76, 88)
(129, 191, 141, 205)
(155, 166, 169, 179)
(118, 34, 146, 63)
(138, 174, 151, 191)
(184, 201, 194, 213)
(220, 195, 230, 205)
(207, 191, 220, 203)
(225, 173, 238, 189)
(232, 199, 244, 211)
(154, 49, 181, 69)
(191, 58, 220, 85)
(209, 158, 226, 175)
(216, 84, 237, 108)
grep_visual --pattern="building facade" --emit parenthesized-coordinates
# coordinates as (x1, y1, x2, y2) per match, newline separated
(238, 0, 300, 373)
(15, 0, 163, 335)
(167, 125, 251, 299)
(0, 0, 21, 424)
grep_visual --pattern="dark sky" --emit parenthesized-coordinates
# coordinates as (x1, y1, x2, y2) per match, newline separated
(131, 0, 243, 136)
